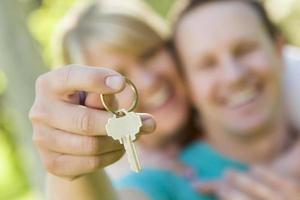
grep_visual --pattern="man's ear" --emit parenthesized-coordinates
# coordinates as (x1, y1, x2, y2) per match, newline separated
(275, 34, 286, 55)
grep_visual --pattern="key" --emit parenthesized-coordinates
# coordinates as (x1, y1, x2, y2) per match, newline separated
(106, 109, 142, 172)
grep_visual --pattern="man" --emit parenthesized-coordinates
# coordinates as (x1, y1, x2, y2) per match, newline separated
(173, 0, 300, 199)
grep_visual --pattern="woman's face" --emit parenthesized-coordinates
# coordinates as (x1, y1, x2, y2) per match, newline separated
(83, 45, 189, 144)
(176, 1, 284, 136)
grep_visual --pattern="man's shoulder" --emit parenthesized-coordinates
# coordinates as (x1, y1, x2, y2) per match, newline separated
(284, 45, 300, 131)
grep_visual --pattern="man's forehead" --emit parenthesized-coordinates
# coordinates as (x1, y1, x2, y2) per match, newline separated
(179, 2, 263, 36)
(177, 1, 265, 53)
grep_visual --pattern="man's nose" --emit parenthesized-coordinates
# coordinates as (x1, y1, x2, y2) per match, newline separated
(221, 55, 247, 87)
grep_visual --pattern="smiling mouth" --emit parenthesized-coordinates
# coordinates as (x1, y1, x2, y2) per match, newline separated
(226, 85, 261, 109)
(143, 83, 175, 112)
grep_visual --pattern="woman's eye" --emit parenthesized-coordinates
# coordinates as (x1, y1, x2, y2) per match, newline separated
(139, 47, 158, 62)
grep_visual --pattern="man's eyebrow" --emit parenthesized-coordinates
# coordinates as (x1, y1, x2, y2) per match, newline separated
(233, 35, 259, 43)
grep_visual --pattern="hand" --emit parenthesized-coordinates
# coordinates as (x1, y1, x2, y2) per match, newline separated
(29, 65, 156, 180)
(198, 167, 300, 200)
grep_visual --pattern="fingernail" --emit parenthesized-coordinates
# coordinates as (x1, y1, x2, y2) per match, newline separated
(141, 114, 153, 121)
(105, 75, 124, 90)
(141, 115, 156, 132)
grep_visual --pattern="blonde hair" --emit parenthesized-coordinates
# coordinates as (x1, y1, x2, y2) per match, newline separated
(53, 0, 170, 66)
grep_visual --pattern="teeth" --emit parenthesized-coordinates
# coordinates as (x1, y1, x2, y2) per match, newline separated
(145, 84, 170, 109)
(227, 87, 257, 108)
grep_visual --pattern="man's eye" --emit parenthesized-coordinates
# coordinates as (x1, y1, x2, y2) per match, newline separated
(198, 57, 217, 70)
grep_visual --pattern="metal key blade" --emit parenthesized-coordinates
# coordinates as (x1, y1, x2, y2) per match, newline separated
(127, 135, 141, 172)
(106, 110, 142, 172)
(122, 135, 141, 172)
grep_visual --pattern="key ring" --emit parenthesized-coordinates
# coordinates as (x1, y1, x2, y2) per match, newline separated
(100, 77, 139, 116)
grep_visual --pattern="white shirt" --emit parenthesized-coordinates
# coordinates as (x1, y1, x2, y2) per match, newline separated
(284, 45, 300, 130)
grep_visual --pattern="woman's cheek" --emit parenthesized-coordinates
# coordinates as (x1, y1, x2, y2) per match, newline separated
(188, 75, 208, 106)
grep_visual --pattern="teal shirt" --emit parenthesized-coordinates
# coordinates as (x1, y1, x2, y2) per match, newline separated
(115, 142, 248, 200)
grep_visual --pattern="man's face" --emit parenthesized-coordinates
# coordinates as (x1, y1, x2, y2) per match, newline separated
(176, 1, 284, 136)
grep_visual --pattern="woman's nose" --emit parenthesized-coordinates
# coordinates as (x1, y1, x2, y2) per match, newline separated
(132, 69, 157, 95)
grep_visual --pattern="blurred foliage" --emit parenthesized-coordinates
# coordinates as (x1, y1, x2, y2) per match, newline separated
(28, 0, 300, 67)
(0, 106, 30, 199)
(0, 70, 31, 200)
(146, 0, 175, 17)
(266, 0, 300, 46)
(17, 0, 41, 14)
(28, 0, 86, 66)
(0, 70, 7, 95)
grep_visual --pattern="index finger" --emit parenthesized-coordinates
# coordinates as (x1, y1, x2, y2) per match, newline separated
(226, 170, 280, 200)
(40, 101, 156, 136)
(196, 180, 222, 194)
(251, 166, 299, 196)
(38, 65, 126, 96)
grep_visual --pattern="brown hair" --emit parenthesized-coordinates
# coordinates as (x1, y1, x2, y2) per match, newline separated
(172, 0, 279, 41)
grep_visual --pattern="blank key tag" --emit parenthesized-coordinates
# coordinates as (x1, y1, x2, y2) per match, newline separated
(106, 109, 142, 172)
(100, 77, 143, 172)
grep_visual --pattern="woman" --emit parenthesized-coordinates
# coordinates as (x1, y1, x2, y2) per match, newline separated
(30, 0, 300, 199)
(31, 1, 202, 199)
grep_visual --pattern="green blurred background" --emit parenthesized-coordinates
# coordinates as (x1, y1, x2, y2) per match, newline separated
(0, 0, 299, 199)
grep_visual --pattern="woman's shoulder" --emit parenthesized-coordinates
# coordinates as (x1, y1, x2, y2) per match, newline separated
(180, 141, 248, 179)
(180, 141, 209, 160)
(115, 168, 176, 200)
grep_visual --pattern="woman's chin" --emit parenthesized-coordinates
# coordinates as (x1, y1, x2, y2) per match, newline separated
(155, 115, 187, 136)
